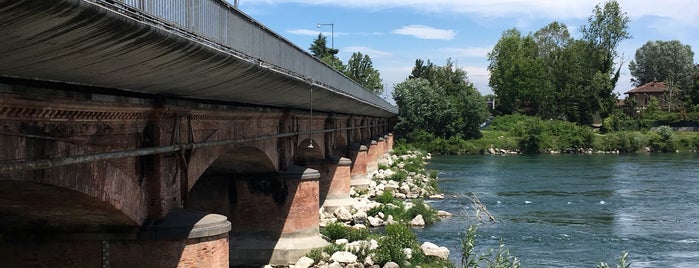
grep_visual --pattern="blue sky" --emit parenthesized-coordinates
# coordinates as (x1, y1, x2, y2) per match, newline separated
(234, 0, 699, 101)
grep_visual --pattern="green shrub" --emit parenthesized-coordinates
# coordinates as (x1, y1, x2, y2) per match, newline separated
(676, 132, 699, 151)
(374, 224, 421, 266)
(460, 225, 520, 268)
(649, 125, 677, 152)
(347, 241, 372, 261)
(400, 157, 425, 173)
(375, 190, 396, 204)
(321, 222, 348, 241)
(617, 132, 646, 152)
(549, 121, 595, 150)
(345, 227, 370, 242)
(367, 203, 405, 221)
(406, 199, 439, 225)
(602, 111, 640, 132)
(486, 114, 532, 132)
(428, 169, 439, 179)
(320, 222, 370, 242)
(594, 133, 620, 152)
(305, 248, 323, 263)
(517, 118, 550, 154)
(461, 225, 478, 268)
(387, 170, 408, 182)
(597, 251, 631, 268)
(393, 142, 416, 155)
(306, 243, 345, 262)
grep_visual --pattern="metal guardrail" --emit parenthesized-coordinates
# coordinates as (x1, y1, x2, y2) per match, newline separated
(104, 0, 397, 114)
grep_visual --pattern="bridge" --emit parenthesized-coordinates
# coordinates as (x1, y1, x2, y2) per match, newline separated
(0, 0, 396, 267)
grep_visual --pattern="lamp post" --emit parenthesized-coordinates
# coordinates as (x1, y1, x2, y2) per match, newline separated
(316, 23, 334, 49)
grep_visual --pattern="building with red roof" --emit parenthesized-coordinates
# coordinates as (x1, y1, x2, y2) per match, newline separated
(624, 81, 668, 109)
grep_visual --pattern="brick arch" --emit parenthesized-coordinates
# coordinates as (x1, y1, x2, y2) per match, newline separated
(0, 181, 138, 232)
(0, 162, 144, 232)
(185, 146, 278, 217)
(294, 138, 324, 165)
(187, 145, 277, 192)
(333, 134, 348, 158)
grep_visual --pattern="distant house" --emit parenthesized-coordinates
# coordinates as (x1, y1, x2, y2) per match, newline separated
(624, 81, 668, 109)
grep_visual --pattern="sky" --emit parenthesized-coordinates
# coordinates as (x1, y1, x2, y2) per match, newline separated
(233, 0, 699, 102)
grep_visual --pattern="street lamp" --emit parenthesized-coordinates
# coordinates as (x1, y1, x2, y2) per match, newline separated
(316, 22, 334, 49)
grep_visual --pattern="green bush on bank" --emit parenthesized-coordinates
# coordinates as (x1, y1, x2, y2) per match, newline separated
(396, 114, 699, 155)
(406, 199, 439, 225)
(367, 198, 439, 225)
(374, 224, 456, 267)
(593, 131, 647, 153)
(321, 221, 370, 242)
(313, 222, 454, 267)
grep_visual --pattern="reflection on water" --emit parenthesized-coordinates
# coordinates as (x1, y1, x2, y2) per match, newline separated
(416, 154, 699, 268)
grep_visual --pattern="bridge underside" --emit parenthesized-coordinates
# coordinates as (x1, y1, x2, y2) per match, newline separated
(0, 0, 396, 266)
(0, 0, 394, 118)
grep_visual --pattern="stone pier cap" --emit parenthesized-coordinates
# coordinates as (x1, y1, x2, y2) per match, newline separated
(281, 165, 321, 180)
(140, 209, 231, 240)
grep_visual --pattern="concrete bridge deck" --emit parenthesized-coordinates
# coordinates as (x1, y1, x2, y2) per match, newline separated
(0, 0, 397, 267)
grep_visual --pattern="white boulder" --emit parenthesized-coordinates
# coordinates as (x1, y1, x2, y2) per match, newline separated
(330, 251, 358, 263)
(334, 207, 353, 222)
(409, 215, 425, 226)
(295, 256, 315, 268)
(420, 241, 450, 260)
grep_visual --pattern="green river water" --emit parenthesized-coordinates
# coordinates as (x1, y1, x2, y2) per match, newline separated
(416, 153, 699, 267)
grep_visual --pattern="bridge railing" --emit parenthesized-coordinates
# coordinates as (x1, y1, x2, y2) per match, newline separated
(108, 0, 397, 114)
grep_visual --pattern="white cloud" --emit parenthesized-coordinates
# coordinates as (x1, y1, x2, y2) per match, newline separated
(287, 29, 347, 37)
(442, 47, 492, 58)
(342, 46, 392, 58)
(392, 25, 455, 40)
(460, 66, 491, 94)
(287, 29, 322, 36)
(245, 0, 699, 24)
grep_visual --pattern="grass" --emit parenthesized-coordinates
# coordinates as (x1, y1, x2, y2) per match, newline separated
(321, 222, 370, 242)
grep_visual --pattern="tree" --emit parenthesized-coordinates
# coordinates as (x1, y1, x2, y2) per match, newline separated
(309, 33, 337, 58)
(628, 40, 695, 91)
(394, 60, 489, 141)
(392, 78, 456, 138)
(691, 65, 699, 107)
(488, 28, 525, 115)
(580, 0, 631, 117)
(344, 52, 384, 95)
(533, 21, 571, 60)
(309, 34, 342, 70)
(488, 28, 552, 117)
(409, 59, 435, 80)
(580, 0, 631, 74)
(451, 86, 489, 139)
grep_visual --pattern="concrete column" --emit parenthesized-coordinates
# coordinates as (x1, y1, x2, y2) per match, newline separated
(229, 166, 327, 266)
(0, 209, 232, 268)
(319, 157, 355, 212)
(366, 140, 379, 174)
(112, 209, 231, 268)
(378, 136, 386, 157)
(387, 133, 394, 152)
(350, 145, 370, 190)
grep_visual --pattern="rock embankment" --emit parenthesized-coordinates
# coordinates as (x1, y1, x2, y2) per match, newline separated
(278, 151, 454, 268)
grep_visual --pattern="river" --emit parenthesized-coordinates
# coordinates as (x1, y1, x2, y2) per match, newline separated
(415, 153, 699, 267)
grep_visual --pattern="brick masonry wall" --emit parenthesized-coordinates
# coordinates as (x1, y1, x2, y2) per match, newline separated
(0, 240, 102, 268)
(110, 234, 229, 268)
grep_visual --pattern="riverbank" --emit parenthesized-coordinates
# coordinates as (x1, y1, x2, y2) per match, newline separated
(405, 114, 699, 155)
(273, 150, 455, 268)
